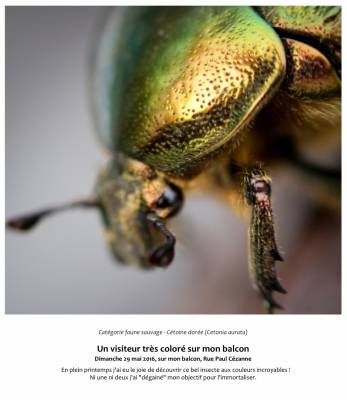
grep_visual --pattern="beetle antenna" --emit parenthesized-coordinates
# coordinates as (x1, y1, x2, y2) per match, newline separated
(146, 212, 176, 267)
(6, 197, 99, 231)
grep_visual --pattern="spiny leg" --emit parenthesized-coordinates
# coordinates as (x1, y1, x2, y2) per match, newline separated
(242, 166, 287, 313)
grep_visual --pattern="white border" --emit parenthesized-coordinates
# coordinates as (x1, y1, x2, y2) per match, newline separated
(1, 1, 345, 398)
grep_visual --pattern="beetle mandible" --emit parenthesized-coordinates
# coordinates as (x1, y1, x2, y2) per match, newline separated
(7, 6, 341, 312)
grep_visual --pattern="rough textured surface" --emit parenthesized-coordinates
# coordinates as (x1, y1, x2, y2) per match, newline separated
(94, 6, 285, 177)
(257, 6, 341, 76)
(243, 167, 286, 312)
(282, 38, 340, 99)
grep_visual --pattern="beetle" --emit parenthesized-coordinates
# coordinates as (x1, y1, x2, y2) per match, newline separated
(7, 6, 341, 312)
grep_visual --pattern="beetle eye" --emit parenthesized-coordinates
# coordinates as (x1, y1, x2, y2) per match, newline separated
(156, 183, 184, 217)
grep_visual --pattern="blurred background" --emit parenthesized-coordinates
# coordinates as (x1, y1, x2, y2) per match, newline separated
(6, 7, 341, 314)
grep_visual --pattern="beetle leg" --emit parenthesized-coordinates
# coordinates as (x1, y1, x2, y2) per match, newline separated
(242, 167, 287, 313)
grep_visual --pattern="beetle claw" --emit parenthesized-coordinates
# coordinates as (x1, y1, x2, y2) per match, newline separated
(265, 297, 284, 314)
(272, 278, 287, 294)
(270, 248, 284, 262)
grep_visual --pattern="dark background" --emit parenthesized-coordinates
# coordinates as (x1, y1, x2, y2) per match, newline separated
(5, 7, 341, 314)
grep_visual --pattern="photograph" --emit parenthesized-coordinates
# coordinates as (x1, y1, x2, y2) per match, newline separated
(6, 5, 341, 314)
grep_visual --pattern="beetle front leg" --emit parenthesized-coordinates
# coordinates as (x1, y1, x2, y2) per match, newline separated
(242, 167, 286, 313)
(209, 162, 287, 312)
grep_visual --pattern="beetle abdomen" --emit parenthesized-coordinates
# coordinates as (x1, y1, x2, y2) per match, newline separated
(94, 7, 286, 178)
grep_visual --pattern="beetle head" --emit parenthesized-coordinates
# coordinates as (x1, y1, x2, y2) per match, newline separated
(6, 154, 183, 268)
(96, 155, 183, 267)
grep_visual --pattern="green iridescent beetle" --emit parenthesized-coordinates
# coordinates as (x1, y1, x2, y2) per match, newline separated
(7, 6, 341, 312)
